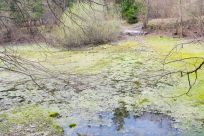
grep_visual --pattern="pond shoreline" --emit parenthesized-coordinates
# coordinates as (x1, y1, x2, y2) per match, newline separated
(0, 36, 204, 135)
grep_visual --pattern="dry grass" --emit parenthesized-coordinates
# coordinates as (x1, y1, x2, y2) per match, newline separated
(51, 1, 121, 47)
(147, 16, 204, 31)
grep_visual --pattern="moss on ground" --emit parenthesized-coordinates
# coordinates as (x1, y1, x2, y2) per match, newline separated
(68, 122, 77, 128)
(48, 111, 60, 118)
(53, 124, 64, 133)
(0, 105, 63, 136)
(1, 36, 204, 135)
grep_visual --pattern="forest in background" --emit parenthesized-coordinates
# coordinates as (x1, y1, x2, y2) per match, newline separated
(0, 0, 203, 46)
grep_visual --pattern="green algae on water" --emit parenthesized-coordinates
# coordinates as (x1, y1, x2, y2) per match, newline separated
(68, 122, 77, 128)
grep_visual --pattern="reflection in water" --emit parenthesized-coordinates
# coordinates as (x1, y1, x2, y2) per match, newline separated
(112, 107, 130, 131)
(64, 108, 180, 136)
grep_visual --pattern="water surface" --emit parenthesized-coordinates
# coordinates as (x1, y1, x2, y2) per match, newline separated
(63, 111, 180, 136)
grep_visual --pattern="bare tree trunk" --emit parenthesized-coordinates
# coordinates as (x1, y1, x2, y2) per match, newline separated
(198, 0, 203, 36)
(178, 0, 184, 37)
(164, 0, 167, 18)
(143, 0, 149, 29)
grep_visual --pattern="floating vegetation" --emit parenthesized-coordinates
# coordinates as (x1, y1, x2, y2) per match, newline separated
(68, 122, 77, 128)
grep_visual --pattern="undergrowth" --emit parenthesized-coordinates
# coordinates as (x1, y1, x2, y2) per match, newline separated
(52, 0, 121, 47)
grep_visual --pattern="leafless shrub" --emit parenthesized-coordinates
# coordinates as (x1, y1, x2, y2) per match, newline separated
(50, 1, 121, 47)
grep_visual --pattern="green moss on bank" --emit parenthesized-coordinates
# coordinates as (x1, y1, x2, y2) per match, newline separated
(0, 105, 63, 135)
(48, 111, 60, 118)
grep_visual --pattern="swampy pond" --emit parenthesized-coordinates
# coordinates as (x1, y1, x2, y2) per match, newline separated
(0, 36, 204, 136)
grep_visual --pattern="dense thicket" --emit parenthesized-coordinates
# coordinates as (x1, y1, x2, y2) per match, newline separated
(51, 1, 121, 47)
(0, 0, 78, 44)
(142, 0, 204, 37)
